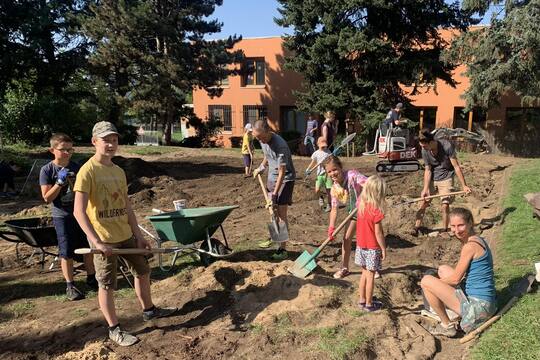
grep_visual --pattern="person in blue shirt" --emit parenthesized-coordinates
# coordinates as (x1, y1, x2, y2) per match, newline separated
(420, 207, 497, 337)
(39, 133, 97, 301)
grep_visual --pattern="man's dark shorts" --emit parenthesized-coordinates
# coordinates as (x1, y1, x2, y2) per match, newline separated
(267, 181, 295, 206)
(53, 215, 90, 259)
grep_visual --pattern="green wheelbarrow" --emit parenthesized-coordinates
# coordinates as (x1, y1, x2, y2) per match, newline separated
(139, 205, 238, 271)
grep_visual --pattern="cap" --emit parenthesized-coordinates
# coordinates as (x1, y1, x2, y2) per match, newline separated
(244, 123, 253, 132)
(92, 121, 119, 138)
(396, 103, 403, 109)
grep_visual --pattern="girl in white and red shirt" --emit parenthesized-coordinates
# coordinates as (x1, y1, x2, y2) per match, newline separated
(356, 175, 387, 312)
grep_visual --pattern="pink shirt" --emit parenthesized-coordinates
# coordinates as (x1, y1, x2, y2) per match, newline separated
(330, 169, 368, 208)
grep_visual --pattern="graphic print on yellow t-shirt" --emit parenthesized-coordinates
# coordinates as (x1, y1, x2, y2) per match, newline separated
(74, 157, 132, 243)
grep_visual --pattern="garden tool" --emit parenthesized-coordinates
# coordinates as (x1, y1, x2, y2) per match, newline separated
(392, 190, 468, 207)
(289, 207, 357, 279)
(76, 247, 178, 255)
(256, 173, 289, 243)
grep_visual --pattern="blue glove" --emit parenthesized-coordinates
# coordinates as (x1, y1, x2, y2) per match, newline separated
(56, 168, 69, 186)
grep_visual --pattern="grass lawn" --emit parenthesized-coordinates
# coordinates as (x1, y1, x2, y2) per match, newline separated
(471, 159, 540, 360)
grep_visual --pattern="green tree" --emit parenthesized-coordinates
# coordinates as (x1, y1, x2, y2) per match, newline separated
(0, 1, 92, 144)
(275, 0, 476, 128)
(448, 0, 540, 109)
(82, 0, 243, 145)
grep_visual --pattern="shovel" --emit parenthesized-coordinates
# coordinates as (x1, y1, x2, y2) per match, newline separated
(392, 190, 468, 207)
(256, 173, 289, 243)
(460, 274, 535, 344)
(303, 132, 358, 184)
(288, 207, 358, 279)
(332, 132, 356, 157)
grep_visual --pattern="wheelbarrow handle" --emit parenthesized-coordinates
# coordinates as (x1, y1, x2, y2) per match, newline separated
(75, 247, 178, 255)
(0, 230, 24, 243)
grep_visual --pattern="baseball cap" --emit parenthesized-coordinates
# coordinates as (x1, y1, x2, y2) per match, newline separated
(92, 121, 119, 138)
(396, 103, 403, 109)
(244, 123, 253, 132)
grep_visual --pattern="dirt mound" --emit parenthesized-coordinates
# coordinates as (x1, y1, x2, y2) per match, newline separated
(57, 343, 118, 360)
(112, 156, 161, 185)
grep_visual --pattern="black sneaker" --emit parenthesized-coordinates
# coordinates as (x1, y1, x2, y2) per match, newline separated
(86, 276, 99, 291)
(66, 285, 85, 301)
(142, 306, 179, 321)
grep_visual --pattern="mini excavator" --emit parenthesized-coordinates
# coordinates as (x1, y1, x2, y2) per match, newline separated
(363, 121, 421, 173)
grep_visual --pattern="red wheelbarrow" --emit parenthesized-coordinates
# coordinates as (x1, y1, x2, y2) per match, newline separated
(139, 205, 238, 271)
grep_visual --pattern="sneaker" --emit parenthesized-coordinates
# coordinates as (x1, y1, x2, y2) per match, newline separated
(323, 205, 331, 213)
(271, 249, 288, 261)
(428, 323, 457, 338)
(142, 306, 179, 321)
(86, 275, 99, 291)
(66, 285, 85, 301)
(374, 271, 381, 279)
(109, 326, 139, 346)
(333, 268, 350, 279)
(258, 239, 273, 249)
(363, 301, 383, 312)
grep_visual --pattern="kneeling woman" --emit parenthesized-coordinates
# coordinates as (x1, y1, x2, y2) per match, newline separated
(420, 207, 497, 337)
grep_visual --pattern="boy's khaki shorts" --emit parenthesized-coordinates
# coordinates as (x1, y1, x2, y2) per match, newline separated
(94, 236, 150, 290)
(428, 177, 454, 204)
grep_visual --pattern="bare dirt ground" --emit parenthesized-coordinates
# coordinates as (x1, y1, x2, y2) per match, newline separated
(0, 147, 516, 359)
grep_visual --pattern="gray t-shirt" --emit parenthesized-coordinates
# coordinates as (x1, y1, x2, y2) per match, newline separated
(311, 149, 331, 176)
(262, 133, 296, 182)
(384, 109, 401, 127)
(421, 139, 456, 181)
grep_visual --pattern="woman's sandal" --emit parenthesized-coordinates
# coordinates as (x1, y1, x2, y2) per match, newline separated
(333, 268, 350, 279)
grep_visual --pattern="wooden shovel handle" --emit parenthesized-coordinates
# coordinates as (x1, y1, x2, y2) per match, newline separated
(257, 173, 275, 216)
(459, 296, 519, 344)
(75, 248, 173, 255)
(399, 190, 468, 205)
(317, 207, 358, 253)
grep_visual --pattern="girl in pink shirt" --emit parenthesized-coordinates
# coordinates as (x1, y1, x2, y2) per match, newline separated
(324, 156, 368, 279)
(356, 175, 387, 312)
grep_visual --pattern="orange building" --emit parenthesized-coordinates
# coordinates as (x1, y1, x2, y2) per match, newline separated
(193, 35, 540, 156)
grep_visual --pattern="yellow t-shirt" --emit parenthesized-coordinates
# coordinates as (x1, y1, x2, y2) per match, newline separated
(73, 157, 132, 244)
(241, 132, 253, 155)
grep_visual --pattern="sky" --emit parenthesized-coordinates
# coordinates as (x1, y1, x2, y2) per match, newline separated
(208, 0, 499, 40)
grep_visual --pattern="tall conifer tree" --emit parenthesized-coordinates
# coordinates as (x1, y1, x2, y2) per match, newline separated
(276, 0, 475, 125)
(449, 0, 540, 108)
(83, 0, 243, 144)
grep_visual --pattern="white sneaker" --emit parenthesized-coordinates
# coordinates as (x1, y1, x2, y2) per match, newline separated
(109, 326, 139, 346)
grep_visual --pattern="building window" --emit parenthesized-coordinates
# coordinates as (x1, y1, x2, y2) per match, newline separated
(453, 107, 487, 130)
(209, 105, 232, 132)
(506, 107, 540, 123)
(243, 105, 267, 125)
(453, 107, 468, 129)
(242, 58, 265, 86)
(280, 106, 307, 134)
(405, 107, 437, 130)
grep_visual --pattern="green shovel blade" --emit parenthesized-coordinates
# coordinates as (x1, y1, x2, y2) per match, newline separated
(288, 250, 318, 278)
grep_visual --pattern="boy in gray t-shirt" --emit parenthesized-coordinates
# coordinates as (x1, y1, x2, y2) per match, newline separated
(252, 120, 296, 260)
(413, 129, 471, 236)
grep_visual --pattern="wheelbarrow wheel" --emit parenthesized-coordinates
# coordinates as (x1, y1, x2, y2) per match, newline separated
(199, 238, 229, 267)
